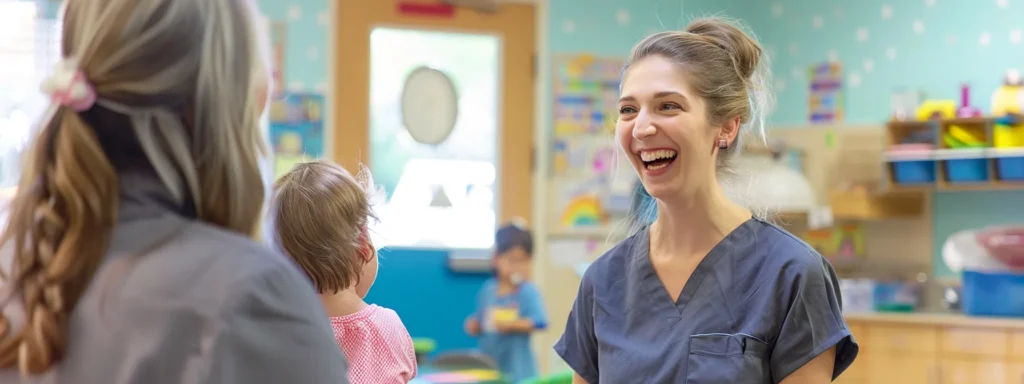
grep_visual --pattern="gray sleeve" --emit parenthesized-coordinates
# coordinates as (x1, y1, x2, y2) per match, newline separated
(769, 254, 859, 383)
(196, 265, 349, 384)
(553, 274, 599, 383)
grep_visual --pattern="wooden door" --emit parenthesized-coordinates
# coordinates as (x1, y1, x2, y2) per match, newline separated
(334, 1, 535, 225)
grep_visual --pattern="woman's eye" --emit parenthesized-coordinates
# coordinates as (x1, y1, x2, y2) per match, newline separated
(619, 106, 637, 114)
(660, 103, 681, 111)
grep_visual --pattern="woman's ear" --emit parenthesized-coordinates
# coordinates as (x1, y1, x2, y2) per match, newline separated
(719, 116, 742, 144)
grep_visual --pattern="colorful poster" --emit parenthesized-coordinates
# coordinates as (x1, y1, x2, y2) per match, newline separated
(808, 62, 844, 124)
(553, 54, 623, 136)
(268, 92, 325, 178)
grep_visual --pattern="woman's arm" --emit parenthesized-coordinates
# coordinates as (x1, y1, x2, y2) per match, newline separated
(572, 372, 590, 384)
(769, 246, 858, 383)
(779, 346, 836, 384)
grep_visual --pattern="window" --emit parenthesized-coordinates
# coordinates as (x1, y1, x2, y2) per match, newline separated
(0, 0, 60, 187)
(366, 27, 501, 250)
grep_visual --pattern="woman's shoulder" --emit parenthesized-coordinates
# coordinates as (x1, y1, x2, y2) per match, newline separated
(743, 218, 839, 295)
(115, 216, 306, 310)
(750, 218, 831, 271)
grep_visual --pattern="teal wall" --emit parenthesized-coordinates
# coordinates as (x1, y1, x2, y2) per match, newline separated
(741, 0, 1024, 278)
(258, 0, 330, 92)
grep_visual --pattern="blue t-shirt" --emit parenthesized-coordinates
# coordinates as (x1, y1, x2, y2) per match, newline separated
(474, 278, 548, 382)
(554, 218, 859, 383)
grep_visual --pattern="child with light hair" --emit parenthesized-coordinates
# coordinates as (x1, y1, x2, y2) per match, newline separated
(272, 160, 416, 383)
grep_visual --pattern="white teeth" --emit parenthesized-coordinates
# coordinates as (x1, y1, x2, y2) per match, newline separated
(639, 149, 678, 162)
(646, 163, 669, 170)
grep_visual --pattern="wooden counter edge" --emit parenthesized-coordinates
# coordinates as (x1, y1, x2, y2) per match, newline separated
(844, 312, 1024, 329)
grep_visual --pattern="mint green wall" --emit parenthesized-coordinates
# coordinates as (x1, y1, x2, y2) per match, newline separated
(740, 0, 1024, 278)
(258, 0, 330, 93)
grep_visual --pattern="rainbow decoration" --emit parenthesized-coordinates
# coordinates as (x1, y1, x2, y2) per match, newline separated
(560, 195, 608, 227)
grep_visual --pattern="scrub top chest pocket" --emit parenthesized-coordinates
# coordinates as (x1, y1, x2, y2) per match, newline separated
(687, 333, 771, 384)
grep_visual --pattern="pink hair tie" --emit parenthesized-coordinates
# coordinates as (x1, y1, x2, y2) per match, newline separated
(40, 59, 97, 112)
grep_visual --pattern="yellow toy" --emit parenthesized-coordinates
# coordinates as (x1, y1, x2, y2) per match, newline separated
(991, 69, 1024, 116)
(916, 100, 957, 121)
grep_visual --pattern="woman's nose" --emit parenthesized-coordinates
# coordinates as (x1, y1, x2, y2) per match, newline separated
(632, 112, 656, 140)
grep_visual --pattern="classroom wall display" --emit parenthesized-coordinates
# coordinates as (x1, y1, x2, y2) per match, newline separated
(551, 54, 637, 230)
(268, 92, 325, 178)
(808, 61, 843, 124)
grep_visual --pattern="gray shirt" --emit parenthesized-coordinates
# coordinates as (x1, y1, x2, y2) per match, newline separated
(554, 218, 859, 383)
(0, 173, 349, 383)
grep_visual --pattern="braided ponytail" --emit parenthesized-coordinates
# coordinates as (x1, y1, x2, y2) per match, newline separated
(0, 106, 117, 374)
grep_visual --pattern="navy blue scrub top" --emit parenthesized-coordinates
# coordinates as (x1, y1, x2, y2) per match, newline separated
(554, 217, 858, 383)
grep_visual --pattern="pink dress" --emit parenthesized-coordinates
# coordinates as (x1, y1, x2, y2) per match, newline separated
(331, 304, 418, 383)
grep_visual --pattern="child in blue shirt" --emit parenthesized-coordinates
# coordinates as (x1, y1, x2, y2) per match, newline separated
(464, 222, 547, 382)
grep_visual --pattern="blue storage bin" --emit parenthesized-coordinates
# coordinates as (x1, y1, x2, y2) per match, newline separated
(945, 158, 989, 183)
(996, 156, 1024, 181)
(962, 270, 1024, 317)
(892, 160, 935, 184)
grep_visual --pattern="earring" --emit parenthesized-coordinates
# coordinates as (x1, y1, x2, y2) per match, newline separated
(717, 138, 729, 149)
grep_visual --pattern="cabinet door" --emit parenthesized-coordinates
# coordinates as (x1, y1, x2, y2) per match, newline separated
(941, 358, 1007, 384)
(868, 353, 937, 384)
(1006, 363, 1024, 384)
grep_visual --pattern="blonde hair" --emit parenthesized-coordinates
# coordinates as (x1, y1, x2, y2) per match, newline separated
(0, 0, 270, 374)
(272, 161, 378, 294)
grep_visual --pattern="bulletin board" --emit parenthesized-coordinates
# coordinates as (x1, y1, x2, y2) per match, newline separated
(268, 92, 326, 178)
(549, 54, 637, 232)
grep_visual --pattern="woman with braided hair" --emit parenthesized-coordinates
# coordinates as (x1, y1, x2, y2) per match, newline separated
(0, 0, 349, 382)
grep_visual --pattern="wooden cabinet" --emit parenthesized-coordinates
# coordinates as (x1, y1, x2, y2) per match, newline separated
(842, 313, 1024, 384)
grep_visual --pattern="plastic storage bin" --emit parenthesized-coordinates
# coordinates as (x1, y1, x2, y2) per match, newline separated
(945, 158, 989, 183)
(996, 156, 1024, 181)
(892, 160, 935, 184)
(961, 270, 1024, 317)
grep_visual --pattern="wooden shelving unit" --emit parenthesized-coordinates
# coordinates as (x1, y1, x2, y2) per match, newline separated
(883, 117, 1024, 192)
(828, 189, 925, 220)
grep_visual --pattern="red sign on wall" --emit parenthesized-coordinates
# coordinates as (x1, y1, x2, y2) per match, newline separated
(396, 1, 455, 18)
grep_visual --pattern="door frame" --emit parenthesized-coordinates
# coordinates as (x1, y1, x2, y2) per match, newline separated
(324, 0, 557, 373)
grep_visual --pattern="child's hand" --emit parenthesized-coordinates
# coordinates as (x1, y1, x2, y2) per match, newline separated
(494, 320, 517, 334)
(464, 317, 480, 336)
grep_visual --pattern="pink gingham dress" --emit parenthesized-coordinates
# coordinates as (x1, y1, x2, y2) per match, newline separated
(331, 304, 418, 383)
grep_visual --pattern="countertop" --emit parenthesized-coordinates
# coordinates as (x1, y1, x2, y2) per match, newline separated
(845, 311, 1024, 329)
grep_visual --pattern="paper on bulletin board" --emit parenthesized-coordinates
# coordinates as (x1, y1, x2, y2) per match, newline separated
(269, 92, 325, 177)
(548, 239, 603, 268)
(808, 61, 844, 124)
(553, 54, 624, 137)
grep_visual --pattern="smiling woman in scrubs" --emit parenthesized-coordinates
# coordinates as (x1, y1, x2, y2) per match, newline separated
(554, 18, 859, 384)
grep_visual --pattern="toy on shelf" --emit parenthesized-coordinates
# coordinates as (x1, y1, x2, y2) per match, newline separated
(994, 115, 1024, 148)
(916, 100, 956, 121)
(991, 69, 1023, 117)
(957, 84, 983, 118)
(944, 125, 986, 148)
(890, 88, 922, 121)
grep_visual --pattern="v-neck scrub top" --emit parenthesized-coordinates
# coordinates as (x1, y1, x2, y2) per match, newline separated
(554, 218, 859, 383)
